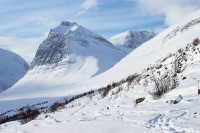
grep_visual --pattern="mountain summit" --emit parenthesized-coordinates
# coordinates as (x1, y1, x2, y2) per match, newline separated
(109, 30, 156, 50)
(2, 21, 127, 96)
(30, 21, 115, 69)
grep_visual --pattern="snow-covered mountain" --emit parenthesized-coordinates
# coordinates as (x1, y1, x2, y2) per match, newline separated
(1, 9, 200, 98)
(109, 30, 156, 51)
(0, 21, 127, 97)
(88, 10, 200, 86)
(0, 49, 28, 92)
(30, 21, 121, 71)
(1, 9, 200, 133)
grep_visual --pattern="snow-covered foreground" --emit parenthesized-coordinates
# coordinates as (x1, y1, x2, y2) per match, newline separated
(1, 82, 200, 133)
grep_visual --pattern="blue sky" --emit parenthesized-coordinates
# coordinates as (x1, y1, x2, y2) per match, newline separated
(0, 0, 200, 62)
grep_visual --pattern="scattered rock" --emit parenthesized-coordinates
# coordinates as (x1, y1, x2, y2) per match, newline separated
(198, 89, 200, 95)
(182, 77, 187, 80)
(45, 115, 48, 118)
(107, 107, 109, 110)
(136, 97, 145, 104)
(174, 101, 178, 104)
(174, 95, 183, 104)
(166, 100, 175, 104)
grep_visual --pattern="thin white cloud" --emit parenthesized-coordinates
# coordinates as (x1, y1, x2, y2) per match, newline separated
(78, 0, 98, 15)
(0, 35, 46, 63)
(136, 0, 200, 26)
(82, 0, 98, 10)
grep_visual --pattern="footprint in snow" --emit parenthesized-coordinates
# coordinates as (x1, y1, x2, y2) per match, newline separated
(78, 117, 96, 121)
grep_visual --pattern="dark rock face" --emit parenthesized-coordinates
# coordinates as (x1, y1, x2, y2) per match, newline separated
(61, 21, 77, 26)
(30, 30, 72, 69)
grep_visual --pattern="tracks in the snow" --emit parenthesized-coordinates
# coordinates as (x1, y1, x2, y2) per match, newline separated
(120, 107, 192, 133)
(138, 109, 200, 133)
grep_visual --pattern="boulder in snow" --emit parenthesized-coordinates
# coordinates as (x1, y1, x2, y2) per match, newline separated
(136, 97, 145, 104)
(174, 95, 183, 104)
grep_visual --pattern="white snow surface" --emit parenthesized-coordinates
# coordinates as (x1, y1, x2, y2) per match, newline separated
(0, 48, 28, 92)
(0, 9, 200, 133)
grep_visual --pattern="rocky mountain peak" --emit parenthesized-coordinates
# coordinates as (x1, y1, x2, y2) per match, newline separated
(60, 21, 77, 27)
(29, 21, 116, 70)
(29, 29, 72, 69)
(109, 30, 156, 49)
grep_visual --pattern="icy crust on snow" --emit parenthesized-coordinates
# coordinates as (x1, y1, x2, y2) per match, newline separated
(0, 49, 28, 92)
(109, 30, 156, 49)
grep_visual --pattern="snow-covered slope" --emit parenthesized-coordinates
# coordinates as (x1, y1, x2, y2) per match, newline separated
(2, 41, 200, 132)
(0, 49, 28, 92)
(86, 9, 200, 87)
(109, 30, 156, 52)
(0, 21, 126, 97)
